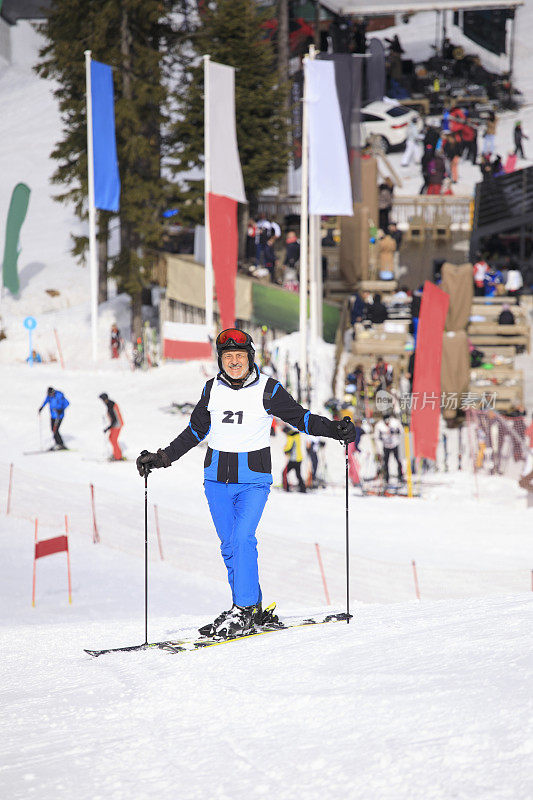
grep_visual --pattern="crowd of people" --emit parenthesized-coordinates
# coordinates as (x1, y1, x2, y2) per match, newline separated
(404, 105, 530, 195)
(472, 255, 523, 299)
(244, 215, 339, 291)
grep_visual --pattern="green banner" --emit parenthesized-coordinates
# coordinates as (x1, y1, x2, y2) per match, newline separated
(2, 182, 31, 295)
(251, 282, 340, 344)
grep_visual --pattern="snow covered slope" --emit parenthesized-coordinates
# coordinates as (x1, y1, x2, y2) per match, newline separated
(1, 511, 532, 800)
(1, 356, 533, 799)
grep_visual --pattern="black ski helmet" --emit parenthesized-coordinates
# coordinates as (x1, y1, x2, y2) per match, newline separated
(99, 393, 109, 402)
(216, 328, 255, 375)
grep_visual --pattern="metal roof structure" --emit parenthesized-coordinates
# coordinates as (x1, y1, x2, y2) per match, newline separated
(320, 0, 522, 16)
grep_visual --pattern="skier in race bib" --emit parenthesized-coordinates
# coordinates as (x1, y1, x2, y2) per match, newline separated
(136, 328, 356, 639)
(38, 386, 69, 450)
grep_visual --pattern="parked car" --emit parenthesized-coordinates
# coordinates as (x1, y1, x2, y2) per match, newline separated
(358, 99, 421, 152)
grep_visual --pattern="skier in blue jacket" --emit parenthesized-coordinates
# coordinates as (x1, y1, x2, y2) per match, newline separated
(38, 386, 69, 450)
(136, 328, 356, 639)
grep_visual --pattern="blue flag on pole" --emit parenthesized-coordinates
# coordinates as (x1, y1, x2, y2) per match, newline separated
(91, 60, 120, 212)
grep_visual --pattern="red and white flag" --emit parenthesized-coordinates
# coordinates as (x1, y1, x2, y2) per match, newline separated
(205, 59, 246, 331)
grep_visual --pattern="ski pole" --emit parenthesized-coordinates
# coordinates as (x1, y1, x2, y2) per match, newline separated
(344, 437, 350, 624)
(144, 473, 149, 646)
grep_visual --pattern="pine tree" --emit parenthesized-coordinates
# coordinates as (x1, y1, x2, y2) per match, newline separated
(35, 0, 179, 334)
(171, 0, 290, 225)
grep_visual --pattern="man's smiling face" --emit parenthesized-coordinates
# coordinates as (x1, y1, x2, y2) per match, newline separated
(221, 350, 249, 381)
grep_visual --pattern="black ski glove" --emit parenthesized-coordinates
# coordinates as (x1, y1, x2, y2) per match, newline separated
(103, 426, 110, 433)
(328, 417, 357, 444)
(136, 448, 171, 477)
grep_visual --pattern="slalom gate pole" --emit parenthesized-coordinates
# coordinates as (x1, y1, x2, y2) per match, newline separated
(144, 473, 149, 646)
(54, 328, 65, 369)
(6, 463, 13, 515)
(344, 440, 350, 624)
(65, 515, 72, 604)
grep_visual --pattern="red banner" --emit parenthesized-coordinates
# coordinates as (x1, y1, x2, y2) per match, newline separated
(411, 281, 450, 460)
(208, 193, 238, 329)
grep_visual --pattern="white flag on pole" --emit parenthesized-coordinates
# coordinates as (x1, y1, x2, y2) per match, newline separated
(305, 60, 353, 216)
(206, 60, 246, 203)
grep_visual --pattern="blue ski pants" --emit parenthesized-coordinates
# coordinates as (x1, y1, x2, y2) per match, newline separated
(204, 481, 270, 608)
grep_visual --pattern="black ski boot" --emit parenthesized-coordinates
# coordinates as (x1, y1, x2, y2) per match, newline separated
(209, 602, 263, 640)
(198, 606, 236, 638)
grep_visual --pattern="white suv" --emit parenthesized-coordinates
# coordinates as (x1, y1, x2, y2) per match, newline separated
(358, 99, 421, 153)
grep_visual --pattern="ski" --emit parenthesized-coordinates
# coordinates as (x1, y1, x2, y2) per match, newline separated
(23, 448, 76, 455)
(84, 611, 352, 657)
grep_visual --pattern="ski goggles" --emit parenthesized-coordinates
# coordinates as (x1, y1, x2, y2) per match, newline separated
(216, 328, 253, 349)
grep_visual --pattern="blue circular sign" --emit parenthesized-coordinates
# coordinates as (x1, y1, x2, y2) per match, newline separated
(24, 316, 37, 331)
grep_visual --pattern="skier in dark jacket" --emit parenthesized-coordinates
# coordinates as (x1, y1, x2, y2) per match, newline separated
(38, 387, 69, 449)
(514, 122, 528, 159)
(136, 328, 356, 639)
(99, 393, 124, 460)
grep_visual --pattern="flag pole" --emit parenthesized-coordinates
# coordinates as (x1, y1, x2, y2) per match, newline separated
(203, 55, 214, 340)
(299, 51, 311, 393)
(307, 45, 318, 409)
(85, 50, 98, 362)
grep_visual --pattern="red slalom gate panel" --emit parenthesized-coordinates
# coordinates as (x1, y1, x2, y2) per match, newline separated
(32, 518, 72, 606)
(35, 535, 69, 560)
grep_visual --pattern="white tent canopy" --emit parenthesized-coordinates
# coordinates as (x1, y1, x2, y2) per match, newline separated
(321, 1, 522, 15)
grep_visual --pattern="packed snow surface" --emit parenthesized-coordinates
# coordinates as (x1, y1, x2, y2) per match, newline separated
(1, 361, 532, 800)
(1, 12, 533, 800)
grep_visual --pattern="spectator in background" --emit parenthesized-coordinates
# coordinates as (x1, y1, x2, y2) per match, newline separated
(263, 236, 277, 283)
(371, 357, 393, 390)
(322, 229, 336, 247)
(401, 119, 420, 167)
(387, 221, 403, 250)
(484, 264, 504, 296)
(284, 231, 300, 271)
(282, 426, 306, 493)
(378, 177, 394, 230)
(420, 144, 434, 194)
(498, 305, 515, 325)
(246, 218, 256, 261)
(514, 121, 528, 159)
(350, 291, 365, 324)
(480, 154, 493, 181)
(346, 364, 366, 396)
(483, 111, 497, 156)
(427, 149, 446, 195)
(506, 263, 523, 302)
(367, 292, 388, 324)
(461, 118, 478, 164)
(377, 229, 397, 277)
(255, 217, 280, 267)
(26, 350, 42, 364)
(492, 155, 505, 177)
(473, 254, 489, 297)
(374, 413, 404, 485)
(110, 324, 121, 359)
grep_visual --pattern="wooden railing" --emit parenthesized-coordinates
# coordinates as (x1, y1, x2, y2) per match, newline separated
(391, 195, 473, 230)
